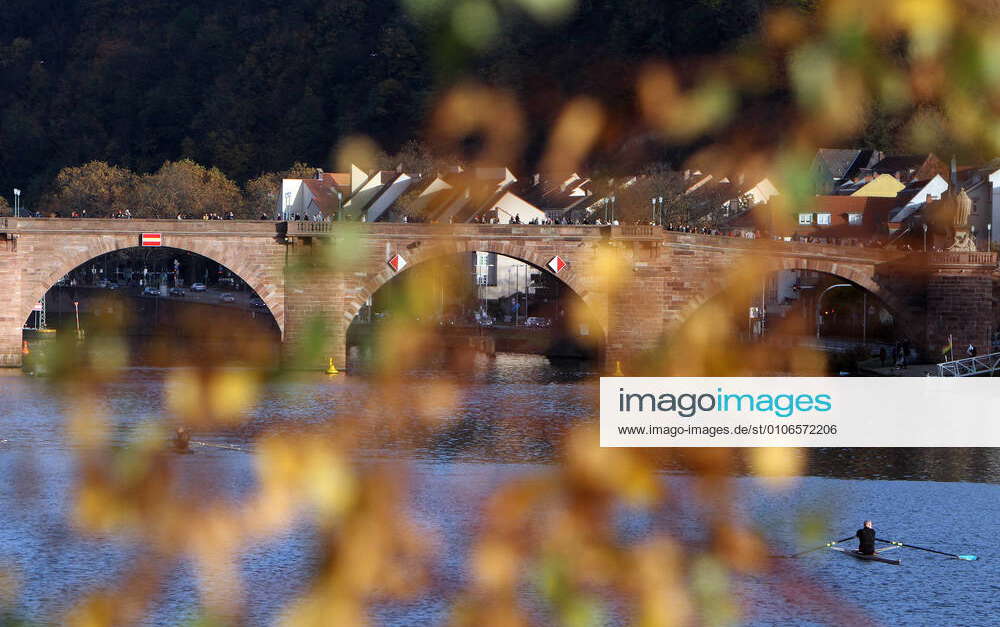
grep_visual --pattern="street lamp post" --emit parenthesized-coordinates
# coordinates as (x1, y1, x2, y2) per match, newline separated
(862, 292, 867, 345)
(507, 266, 515, 325)
(13, 188, 21, 217)
(923, 223, 928, 252)
(815, 283, 852, 340)
(523, 264, 529, 320)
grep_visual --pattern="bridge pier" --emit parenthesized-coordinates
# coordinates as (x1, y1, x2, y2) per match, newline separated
(282, 243, 352, 371)
(604, 263, 669, 372)
(1, 231, 20, 367)
(924, 254, 997, 356)
(0, 332, 21, 368)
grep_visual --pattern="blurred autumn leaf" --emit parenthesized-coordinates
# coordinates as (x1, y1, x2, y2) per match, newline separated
(16, 1, 1000, 625)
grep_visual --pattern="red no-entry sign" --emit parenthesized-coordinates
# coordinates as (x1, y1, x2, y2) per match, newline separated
(141, 233, 162, 247)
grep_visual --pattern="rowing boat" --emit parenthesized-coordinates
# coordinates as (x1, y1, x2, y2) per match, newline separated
(829, 546, 901, 565)
(784, 536, 975, 563)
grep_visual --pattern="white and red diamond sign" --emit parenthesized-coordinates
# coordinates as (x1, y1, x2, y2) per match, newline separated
(547, 255, 567, 273)
(141, 233, 162, 247)
(387, 253, 407, 272)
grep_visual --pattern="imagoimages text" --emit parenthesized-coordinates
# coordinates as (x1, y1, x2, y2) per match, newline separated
(618, 387, 833, 419)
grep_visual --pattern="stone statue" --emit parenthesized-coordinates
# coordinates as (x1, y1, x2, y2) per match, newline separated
(953, 188, 972, 227)
(947, 188, 977, 251)
(949, 229, 977, 251)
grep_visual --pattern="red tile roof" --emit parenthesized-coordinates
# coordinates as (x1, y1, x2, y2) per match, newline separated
(302, 179, 342, 214)
(323, 172, 351, 187)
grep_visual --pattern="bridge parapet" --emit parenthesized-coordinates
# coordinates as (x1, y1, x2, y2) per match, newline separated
(4, 217, 282, 236)
(287, 221, 333, 235)
(925, 251, 998, 268)
(284, 221, 608, 240)
(615, 225, 661, 239)
(652, 230, 905, 266)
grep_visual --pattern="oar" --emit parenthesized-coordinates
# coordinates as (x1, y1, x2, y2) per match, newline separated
(778, 536, 855, 558)
(191, 440, 251, 453)
(877, 538, 978, 561)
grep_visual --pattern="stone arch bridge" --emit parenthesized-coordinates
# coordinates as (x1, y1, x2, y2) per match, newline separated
(1, 217, 996, 369)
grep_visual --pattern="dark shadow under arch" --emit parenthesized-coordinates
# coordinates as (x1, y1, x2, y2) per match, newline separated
(19, 241, 284, 337)
(345, 244, 607, 360)
(339, 239, 600, 333)
(672, 256, 917, 343)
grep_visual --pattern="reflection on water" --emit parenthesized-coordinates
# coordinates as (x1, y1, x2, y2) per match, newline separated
(1, 354, 999, 625)
(807, 447, 1000, 484)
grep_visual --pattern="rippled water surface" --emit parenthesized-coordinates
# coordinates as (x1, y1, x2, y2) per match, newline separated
(1, 354, 998, 625)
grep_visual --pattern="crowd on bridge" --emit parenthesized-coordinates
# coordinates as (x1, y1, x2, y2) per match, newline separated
(175, 211, 238, 220)
(13, 207, 947, 252)
(40, 209, 243, 221)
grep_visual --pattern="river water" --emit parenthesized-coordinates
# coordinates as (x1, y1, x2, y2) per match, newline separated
(1, 354, 998, 625)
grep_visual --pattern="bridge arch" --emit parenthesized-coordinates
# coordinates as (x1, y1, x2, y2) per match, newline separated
(672, 255, 917, 341)
(18, 234, 284, 335)
(340, 238, 603, 336)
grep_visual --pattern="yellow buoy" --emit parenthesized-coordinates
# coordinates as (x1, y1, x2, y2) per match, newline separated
(614, 360, 624, 376)
(325, 358, 340, 375)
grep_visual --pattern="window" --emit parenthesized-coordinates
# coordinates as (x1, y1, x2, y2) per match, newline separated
(474, 251, 496, 286)
(848, 213, 863, 225)
(798, 213, 813, 225)
(816, 213, 831, 225)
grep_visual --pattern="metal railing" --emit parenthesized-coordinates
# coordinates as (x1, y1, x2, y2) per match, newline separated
(937, 352, 1000, 376)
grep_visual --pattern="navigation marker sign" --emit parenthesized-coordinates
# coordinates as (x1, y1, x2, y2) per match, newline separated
(388, 253, 407, 272)
(547, 255, 567, 273)
(141, 233, 162, 247)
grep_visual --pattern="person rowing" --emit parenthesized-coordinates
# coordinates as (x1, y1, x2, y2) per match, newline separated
(856, 520, 876, 555)
(781, 522, 977, 562)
